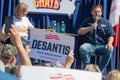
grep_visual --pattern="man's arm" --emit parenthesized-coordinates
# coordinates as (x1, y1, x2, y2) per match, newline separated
(106, 36, 114, 52)
(9, 25, 31, 65)
(77, 23, 98, 35)
(108, 36, 114, 45)
(9, 25, 32, 77)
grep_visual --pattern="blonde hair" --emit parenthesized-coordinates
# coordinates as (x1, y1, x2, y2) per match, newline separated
(15, 2, 28, 18)
(105, 70, 120, 80)
(84, 64, 101, 72)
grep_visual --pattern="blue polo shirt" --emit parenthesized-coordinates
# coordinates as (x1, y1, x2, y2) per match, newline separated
(79, 17, 115, 45)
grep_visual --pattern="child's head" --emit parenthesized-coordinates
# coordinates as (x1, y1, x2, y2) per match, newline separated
(105, 70, 120, 80)
(84, 64, 101, 72)
(15, 2, 28, 18)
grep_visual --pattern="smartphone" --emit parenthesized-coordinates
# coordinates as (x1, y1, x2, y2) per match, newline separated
(5, 16, 13, 33)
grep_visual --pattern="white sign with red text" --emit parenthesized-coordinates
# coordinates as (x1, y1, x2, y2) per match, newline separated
(20, 0, 75, 16)
(21, 66, 102, 80)
(29, 29, 75, 64)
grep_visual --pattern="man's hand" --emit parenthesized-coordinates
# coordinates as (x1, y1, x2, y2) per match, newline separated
(91, 22, 98, 29)
(64, 51, 74, 68)
(8, 25, 22, 46)
(66, 51, 74, 64)
(105, 43, 113, 52)
(0, 24, 9, 41)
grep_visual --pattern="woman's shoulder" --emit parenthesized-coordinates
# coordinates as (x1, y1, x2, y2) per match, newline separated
(22, 16, 29, 20)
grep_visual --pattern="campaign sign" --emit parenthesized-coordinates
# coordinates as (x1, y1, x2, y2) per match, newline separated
(29, 29, 75, 64)
(20, 0, 75, 16)
(21, 66, 102, 80)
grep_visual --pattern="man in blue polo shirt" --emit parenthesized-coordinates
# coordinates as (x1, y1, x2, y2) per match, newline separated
(77, 4, 115, 72)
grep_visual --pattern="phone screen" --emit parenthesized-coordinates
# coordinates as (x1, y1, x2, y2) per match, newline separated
(5, 16, 13, 33)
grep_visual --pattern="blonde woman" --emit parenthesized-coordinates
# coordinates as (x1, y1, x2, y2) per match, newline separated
(14, 2, 34, 37)
(105, 70, 120, 80)
(13, 2, 34, 54)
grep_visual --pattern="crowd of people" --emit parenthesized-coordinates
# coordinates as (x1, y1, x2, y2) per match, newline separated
(0, 2, 120, 80)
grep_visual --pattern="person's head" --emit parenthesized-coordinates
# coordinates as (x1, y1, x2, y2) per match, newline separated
(0, 44, 17, 67)
(84, 64, 101, 72)
(105, 70, 120, 80)
(91, 4, 102, 20)
(15, 2, 28, 18)
(0, 42, 4, 55)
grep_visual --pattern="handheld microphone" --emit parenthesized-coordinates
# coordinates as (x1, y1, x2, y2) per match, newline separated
(94, 16, 98, 43)
(95, 16, 98, 23)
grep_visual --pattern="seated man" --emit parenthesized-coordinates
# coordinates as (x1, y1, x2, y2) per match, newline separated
(77, 5, 115, 72)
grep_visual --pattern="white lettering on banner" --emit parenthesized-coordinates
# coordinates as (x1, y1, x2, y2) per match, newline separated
(21, 66, 102, 80)
(29, 29, 75, 64)
(20, 0, 75, 16)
